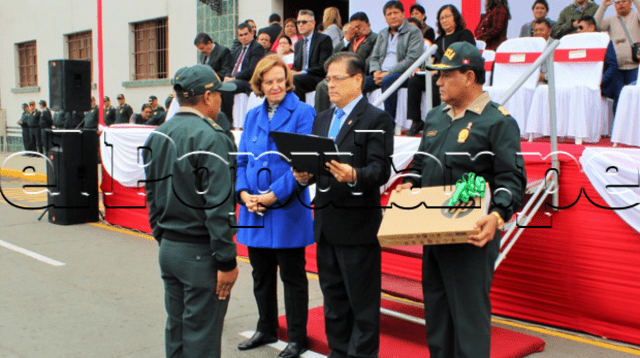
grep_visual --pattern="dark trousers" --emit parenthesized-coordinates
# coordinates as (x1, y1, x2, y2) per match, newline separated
(315, 79, 332, 114)
(293, 73, 323, 103)
(317, 239, 381, 358)
(21, 126, 30, 151)
(248, 246, 308, 343)
(159, 239, 230, 358)
(28, 127, 42, 153)
(422, 236, 499, 358)
(40, 127, 51, 155)
(364, 73, 408, 123)
(220, 79, 252, 125)
(406, 74, 441, 122)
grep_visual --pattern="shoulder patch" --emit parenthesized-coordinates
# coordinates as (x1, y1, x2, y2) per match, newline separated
(497, 106, 509, 116)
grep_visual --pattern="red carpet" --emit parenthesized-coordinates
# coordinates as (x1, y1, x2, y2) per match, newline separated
(277, 299, 545, 358)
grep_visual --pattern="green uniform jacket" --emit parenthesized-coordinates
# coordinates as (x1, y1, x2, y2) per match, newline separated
(116, 103, 133, 124)
(104, 106, 117, 126)
(405, 98, 526, 223)
(39, 108, 53, 128)
(553, 2, 599, 39)
(26, 109, 40, 127)
(84, 106, 99, 130)
(18, 112, 29, 127)
(143, 111, 238, 272)
(148, 106, 165, 125)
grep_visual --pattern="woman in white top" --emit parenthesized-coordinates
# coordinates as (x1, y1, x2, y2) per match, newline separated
(322, 7, 343, 48)
(277, 35, 295, 68)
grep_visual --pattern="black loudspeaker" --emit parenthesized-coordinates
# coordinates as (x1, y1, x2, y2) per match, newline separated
(46, 129, 99, 225)
(49, 59, 91, 112)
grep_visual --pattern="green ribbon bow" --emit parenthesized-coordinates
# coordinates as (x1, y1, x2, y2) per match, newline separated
(448, 173, 486, 206)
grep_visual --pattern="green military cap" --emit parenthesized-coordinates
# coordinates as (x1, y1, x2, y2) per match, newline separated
(173, 64, 236, 98)
(117, 94, 124, 99)
(39, 100, 47, 106)
(427, 42, 484, 71)
(104, 96, 110, 101)
(29, 100, 36, 105)
(22, 103, 28, 108)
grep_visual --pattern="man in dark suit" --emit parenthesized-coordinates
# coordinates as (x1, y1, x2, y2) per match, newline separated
(259, 13, 282, 45)
(293, 52, 394, 358)
(194, 32, 233, 79)
(220, 22, 265, 124)
(291, 9, 333, 102)
(315, 12, 378, 113)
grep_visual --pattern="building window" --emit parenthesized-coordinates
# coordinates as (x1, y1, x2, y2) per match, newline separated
(133, 18, 168, 80)
(17, 41, 37, 88)
(68, 31, 93, 81)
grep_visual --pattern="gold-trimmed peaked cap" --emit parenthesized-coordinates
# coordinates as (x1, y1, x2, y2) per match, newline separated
(173, 65, 236, 98)
(426, 42, 484, 71)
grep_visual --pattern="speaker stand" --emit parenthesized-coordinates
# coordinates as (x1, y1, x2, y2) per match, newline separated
(38, 208, 50, 221)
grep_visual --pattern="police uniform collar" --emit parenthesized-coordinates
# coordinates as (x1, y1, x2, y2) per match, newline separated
(176, 107, 208, 119)
(442, 92, 491, 121)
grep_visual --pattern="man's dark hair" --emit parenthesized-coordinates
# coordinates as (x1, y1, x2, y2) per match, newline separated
(456, 66, 486, 85)
(141, 103, 153, 111)
(436, 5, 466, 36)
(408, 17, 424, 29)
(349, 12, 370, 23)
(533, 18, 552, 29)
(532, 0, 549, 12)
(383, 1, 404, 15)
(578, 15, 596, 28)
(237, 22, 251, 32)
(245, 19, 255, 24)
(194, 33, 213, 46)
(324, 52, 366, 90)
(269, 13, 281, 23)
(410, 4, 426, 15)
(257, 29, 272, 42)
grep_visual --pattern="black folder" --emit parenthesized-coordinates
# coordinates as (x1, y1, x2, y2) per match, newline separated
(270, 130, 343, 175)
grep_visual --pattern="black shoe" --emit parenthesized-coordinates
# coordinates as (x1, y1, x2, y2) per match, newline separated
(277, 342, 308, 358)
(237, 331, 278, 350)
(405, 120, 424, 136)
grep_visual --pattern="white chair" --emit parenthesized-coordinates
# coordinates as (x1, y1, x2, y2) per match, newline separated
(232, 93, 249, 129)
(482, 50, 495, 87)
(305, 91, 316, 107)
(476, 40, 487, 53)
(367, 88, 410, 131)
(485, 37, 546, 138)
(526, 32, 611, 144)
(612, 82, 640, 146)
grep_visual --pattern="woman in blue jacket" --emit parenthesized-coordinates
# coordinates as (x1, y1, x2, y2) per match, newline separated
(236, 54, 314, 358)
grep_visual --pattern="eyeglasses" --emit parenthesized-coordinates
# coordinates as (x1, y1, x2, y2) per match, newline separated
(325, 74, 355, 83)
(296, 20, 311, 25)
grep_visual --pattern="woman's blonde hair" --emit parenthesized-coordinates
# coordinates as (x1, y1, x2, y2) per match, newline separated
(250, 54, 295, 97)
(323, 7, 342, 31)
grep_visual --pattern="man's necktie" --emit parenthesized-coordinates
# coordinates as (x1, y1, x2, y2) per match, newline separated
(328, 108, 345, 140)
(232, 46, 248, 76)
(302, 38, 309, 71)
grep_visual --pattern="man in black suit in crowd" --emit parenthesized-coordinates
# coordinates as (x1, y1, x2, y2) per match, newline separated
(220, 22, 265, 124)
(259, 13, 282, 46)
(194, 32, 233, 79)
(291, 9, 333, 102)
(293, 52, 394, 358)
(315, 12, 378, 113)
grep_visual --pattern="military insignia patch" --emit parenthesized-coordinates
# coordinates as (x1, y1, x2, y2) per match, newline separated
(457, 122, 473, 143)
(498, 106, 509, 116)
(426, 130, 438, 137)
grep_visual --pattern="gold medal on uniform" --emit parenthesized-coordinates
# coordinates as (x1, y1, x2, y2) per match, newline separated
(457, 122, 473, 143)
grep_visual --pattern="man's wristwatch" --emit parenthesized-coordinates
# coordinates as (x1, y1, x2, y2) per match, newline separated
(491, 211, 504, 230)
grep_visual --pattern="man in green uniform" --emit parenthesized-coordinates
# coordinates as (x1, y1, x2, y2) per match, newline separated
(148, 95, 165, 116)
(396, 42, 526, 358)
(84, 97, 99, 130)
(147, 95, 173, 126)
(38, 100, 53, 155)
(17, 103, 30, 151)
(26, 100, 41, 154)
(143, 64, 239, 358)
(115, 94, 133, 124)
(104, 96, 117, 126)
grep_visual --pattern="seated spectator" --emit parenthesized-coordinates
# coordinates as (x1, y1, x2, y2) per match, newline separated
(365, 0, 424, 123)
(322, 7, 344, 48)
(130, 104, 153, 124)
(291, 9, 333, 102)
(405, 4, 475, 135)
(553, 0, 598, 39)
(277, 35, 295, 68)
(475, 0, 511, 51)
(577, 14, 597, 33)
(315, 12, 378, 114)
(220, 22, 266, 123)
(597, 0, 640, 114)
(194, 32, 233, 78)
(271, 17, 301, 52)
(533, 18, 554, 83)
(232, 19, 257, 52)
(257, 30, 273, 52)
(259, 13, 282, 47)
(520, 0, 557, 37)
(410, 4, 436, 43)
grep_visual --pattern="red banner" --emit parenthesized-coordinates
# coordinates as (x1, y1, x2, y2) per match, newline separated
(554, 48, 607, 62)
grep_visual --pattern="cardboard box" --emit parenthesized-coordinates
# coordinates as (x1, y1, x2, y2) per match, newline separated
(377, 184, 491, 247)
